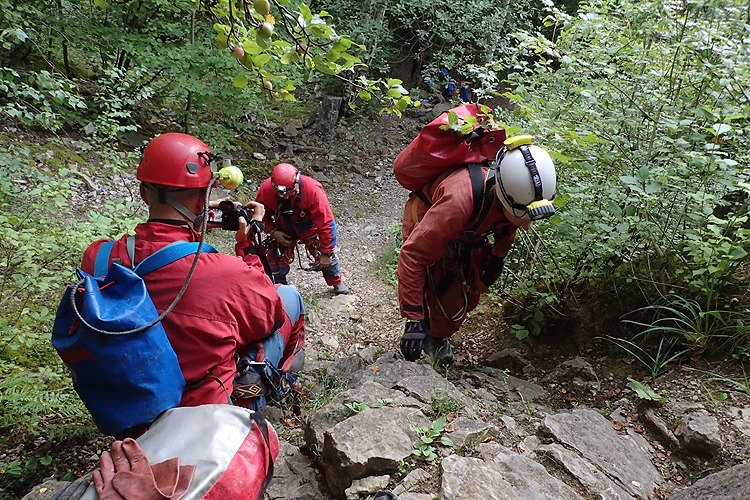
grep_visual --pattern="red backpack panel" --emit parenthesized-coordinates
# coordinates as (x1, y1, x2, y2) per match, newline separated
(393, 104, 507, 192)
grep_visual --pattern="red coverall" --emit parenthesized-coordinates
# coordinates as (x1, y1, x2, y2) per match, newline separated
(398, 166, 520, 338)
(81, 222, 304, 407)
(255, 175, 342, 286)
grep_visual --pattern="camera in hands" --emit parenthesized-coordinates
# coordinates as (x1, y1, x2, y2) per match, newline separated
(211, 200, 252, 231)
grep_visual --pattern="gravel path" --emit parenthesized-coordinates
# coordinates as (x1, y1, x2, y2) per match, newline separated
(282, 150, 407, 359)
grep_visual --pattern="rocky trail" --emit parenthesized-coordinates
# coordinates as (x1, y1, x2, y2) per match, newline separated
(17, 105, 750, 500)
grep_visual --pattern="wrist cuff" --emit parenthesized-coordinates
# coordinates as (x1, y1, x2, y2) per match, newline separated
(235, 241, 255, 256)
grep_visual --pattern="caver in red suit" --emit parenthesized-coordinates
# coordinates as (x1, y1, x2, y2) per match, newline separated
(82, 133, 305, 416)
(255, 163, 348, 294)
(81, 223, 303, 408)
(398, 167, 519, 337)
(397, 136, 557, 365)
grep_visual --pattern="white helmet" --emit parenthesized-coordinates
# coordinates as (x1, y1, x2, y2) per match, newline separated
(494, 135, 557, 222)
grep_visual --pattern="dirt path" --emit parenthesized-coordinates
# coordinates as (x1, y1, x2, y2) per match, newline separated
(280, 151, 406, 359)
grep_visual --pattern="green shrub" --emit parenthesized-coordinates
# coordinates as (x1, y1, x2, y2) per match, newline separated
(0, 144, 140, 439)
(488, 0, 750, 358)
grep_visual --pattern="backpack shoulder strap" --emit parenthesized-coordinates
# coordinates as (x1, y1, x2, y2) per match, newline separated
(467, 163, 485, 221)
(126, 235, 136, 268)
(93, 241, 116, 277)
(135, 242, 218, 276)
(465, 164, 497, 235)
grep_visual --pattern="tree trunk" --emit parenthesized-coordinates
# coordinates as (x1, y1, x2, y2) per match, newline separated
(305, 96, 344, 137)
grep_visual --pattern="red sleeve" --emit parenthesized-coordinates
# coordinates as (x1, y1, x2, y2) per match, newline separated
(397, 171, 475, 319)
(81, 239, 112, 274)
(230, 266, 286, 345)
(301, 177, 336, 253)
(80, 235, 135, 275)
(491, 225, 518, 258)
(255, 180, 279, 233)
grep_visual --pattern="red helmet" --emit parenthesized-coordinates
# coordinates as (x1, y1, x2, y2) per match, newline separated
(271, 163, 300, 196)
(137, 133, 214, 188)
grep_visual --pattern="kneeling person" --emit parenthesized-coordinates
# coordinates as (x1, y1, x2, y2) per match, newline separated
(255, 162, 349, 295)
(78, 133, 305, 426)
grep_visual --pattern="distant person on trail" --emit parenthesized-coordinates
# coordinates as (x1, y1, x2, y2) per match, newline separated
(441, 66, 457, 100)
(255, 162, 350, 295)
(410, 40, 426, 82)
(397, 136, 557, 365)
(79, 132, 305, 419)
(459, 80, 471, 103)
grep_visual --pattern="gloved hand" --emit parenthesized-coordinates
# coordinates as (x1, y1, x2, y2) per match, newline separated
(271, 229, 293, 246)
(93, 443, 127, 500)
(400, 319, 429, 362)
(93, 438, 195, 500)
(319, 253, 333, 268)
(480, 255, 504, 288)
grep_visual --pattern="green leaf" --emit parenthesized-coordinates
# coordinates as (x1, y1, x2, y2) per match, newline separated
(387, 88, 403, 99)
(627, 378, 664, 401)
(299, 4, 312, 22)
(245, 41, 264, 55)
(636, 166, 649, 182)
(396, 97, 410, 110)
(253, 53, 271, 67)
(548, 150, 571, 163)
(233, 74, 249, 88)
(712, 123, 732, 135)
(515, 328, 529, 340)
(94, 0, 109, 7)
(728, 246, 748, 260)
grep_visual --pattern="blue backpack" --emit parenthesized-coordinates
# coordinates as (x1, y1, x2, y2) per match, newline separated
(52, 239, 216, 437)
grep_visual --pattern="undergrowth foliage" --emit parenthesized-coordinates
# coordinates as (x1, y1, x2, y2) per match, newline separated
(0, 144, 140, 447)
(489, 0, 750, 360)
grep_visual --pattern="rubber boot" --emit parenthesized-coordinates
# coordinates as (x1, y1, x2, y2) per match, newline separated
(428, 336, 455, 366)
(372, 491, 398, 500)
(332, 283, 349, 295)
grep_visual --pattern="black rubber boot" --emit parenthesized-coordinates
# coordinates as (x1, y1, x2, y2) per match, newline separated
(372, 491, 398, 500)
(428, 336, 455, 366)
(332, 283, 349, 295)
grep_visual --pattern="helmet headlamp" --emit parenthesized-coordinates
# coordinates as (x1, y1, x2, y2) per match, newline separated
(271, 164, 300, 198)
(494, 135, 556, 222)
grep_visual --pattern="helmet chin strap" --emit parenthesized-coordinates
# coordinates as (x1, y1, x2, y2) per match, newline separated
(143, 184, 209, 228)
(168, 196, 203, 227)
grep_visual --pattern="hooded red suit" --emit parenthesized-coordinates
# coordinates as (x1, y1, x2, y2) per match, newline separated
(81, 222, 304, 407)
(397, 166, 520, 338)
(255, 174, 342, 286)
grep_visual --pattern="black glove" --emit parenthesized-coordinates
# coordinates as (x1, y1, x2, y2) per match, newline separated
(481, 255, 504, 288)
(249, 219, 265, 235)
(400, 319, 429, 362)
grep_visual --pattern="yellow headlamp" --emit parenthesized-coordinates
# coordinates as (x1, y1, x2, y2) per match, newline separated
(217, 165, 244, 190)
(527, 199, 555, 220)
(504, 135, 534, 151)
